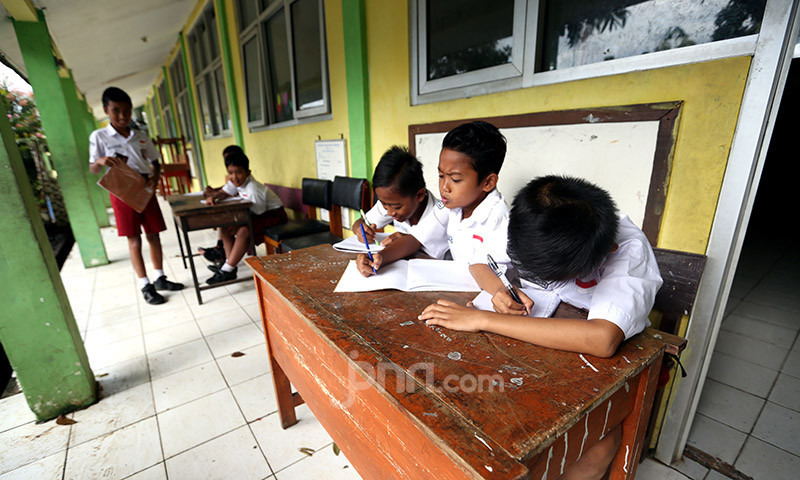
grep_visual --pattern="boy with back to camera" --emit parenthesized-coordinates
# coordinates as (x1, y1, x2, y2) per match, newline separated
(420, 175, 663, 480)
(434, 121, 522, 305)
(203, 151, 287, 284)
(89, 87, 184, 305)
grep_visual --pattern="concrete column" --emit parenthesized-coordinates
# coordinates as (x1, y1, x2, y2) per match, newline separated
(60, 71, 110, 227)
(0, 96, 97, 421)
(12, 10, 108, 267)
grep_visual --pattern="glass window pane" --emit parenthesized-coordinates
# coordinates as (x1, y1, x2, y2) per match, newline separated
(198, 22, 211, 69)
(291, 0, 324, 110)
(541, 0, 767, 71)
(207, 9, 220, 61)
(214, 67, 231, 131)
(188, 34, 202, 76)
(177, 95, 193, 142)
(264, 9, 294, 123)
(196, 77, 213, 136)
(426, 0, 514, 81)
(158, 82, 169, 108)
(260, 0, 279, 12)
(164, 108, 176, 137)
(238, 0, 258, 31)
(242, 36, 264, 122)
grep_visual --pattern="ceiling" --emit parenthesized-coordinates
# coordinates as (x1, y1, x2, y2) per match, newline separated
(0, 0, 199, 119)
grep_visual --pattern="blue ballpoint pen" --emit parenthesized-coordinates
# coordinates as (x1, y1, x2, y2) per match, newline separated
(360, 222, 378, 274)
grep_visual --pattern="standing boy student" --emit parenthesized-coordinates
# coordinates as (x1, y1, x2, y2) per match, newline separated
(89, 87, 184, 305)
(352, 146, 449, 276)
(203, 151, 287, 284)
(435, 121, 519, 306)
(420, 175, 663, 480)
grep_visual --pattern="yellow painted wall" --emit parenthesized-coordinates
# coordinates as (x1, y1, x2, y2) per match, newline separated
(365, 1, 749, 255)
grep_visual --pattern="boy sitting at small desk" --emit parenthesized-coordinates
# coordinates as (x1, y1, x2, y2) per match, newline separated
(203, 151, 287, 284)
(198, 145, 244, 265)
(352, 146, 449, 275)
(420, 175, 663, 480)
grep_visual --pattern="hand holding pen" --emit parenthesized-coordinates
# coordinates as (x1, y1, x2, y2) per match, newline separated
(358, 209, 381, 247)
(359, 222, 378, 275)
(487, 254, 532, 315)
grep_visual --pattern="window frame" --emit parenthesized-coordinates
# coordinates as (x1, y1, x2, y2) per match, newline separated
(235, 0, 330, 130)
(169, 55, 195, 143)
(410, 0, 759, 106)
(188, 4, 232, 139)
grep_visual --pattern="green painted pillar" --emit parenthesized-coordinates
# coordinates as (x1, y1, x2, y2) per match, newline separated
(180, 32, 208, 188)
(0, 97, 97, 422)
(60, 72, 110, 227)
(214, 0, 244, 148)
(342, 0, 372, 180)
(12, 11, 108, 267)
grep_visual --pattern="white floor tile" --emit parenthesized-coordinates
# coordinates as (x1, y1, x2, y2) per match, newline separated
(668, 456, 708, 480)
(151, 361, 227, 413)
(216, 343, 271, 386)
(243, 302, 263, 324)
(0, 420, 70, 475)
(87, 335, 146, 371)
(252, 404, 333, 473)
(0, 393, 37, 432)
(732, 301, 800, 330)
(751, 402, 800, 456)
(205, 323, 263, 359)
(706, 351, 779, 398)
(769, 373, 800, 412)
(195, 306, 253, 336)
(93, 355, 151, 397)
(695, 379, 764, 433)
(70, 382, 155, 446)
(186, 294, 241, 316)
(0, 449, 65, 480)
(147, 338, 214, 380)
(686, 414, 747, 464)
(721, 314, 796, 349)
(274, 443, 359, 480)
(86, 304, 141, 331)
(230, 374, 277, 422)
(125, 463, 168, 480)
(633, 457, 691, 480)
(159, 389, 246, 458)
(63, 417, 162, 480)
(84, 318, 142, 349)
(143, 321, 203, 354)
(734, 436, 800, 480)
(783, 350, 800, 377)
(165, 426, 271, 480)
(140, 304, 195, 334)
(91, 285, 139, 314)
(713, 330, 789, 371)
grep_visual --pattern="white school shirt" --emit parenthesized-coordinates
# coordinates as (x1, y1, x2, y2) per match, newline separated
(445, 189, 510, 265)
(222, 175, 283, 215)
(363, 190, 450, 259)
(89, 124, 160, 175)
(521, 214, 663, 340)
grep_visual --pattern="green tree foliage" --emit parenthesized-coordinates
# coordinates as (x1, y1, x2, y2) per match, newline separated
(1, 82, 46, 206)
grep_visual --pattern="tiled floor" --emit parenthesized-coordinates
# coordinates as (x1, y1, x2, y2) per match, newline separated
(2, 197, 797, 479)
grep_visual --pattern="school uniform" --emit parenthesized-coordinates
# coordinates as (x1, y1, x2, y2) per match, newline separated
(520, 214, 663, 340)
(221, 175, 287, 241)
(443, 188, 510, 265)
(363, 190, 450, 259)
(89, 124, 166, 237)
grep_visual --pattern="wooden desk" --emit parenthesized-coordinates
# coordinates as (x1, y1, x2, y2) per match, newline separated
(246, 246, 666, 479)
(167, 193, 255, 304)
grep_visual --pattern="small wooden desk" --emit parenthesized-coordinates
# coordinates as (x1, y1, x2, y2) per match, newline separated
(246, 246, 666, 479)
(167, 193, 255, 304)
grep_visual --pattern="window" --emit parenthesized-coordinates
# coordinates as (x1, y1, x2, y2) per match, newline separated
(169, 56, 195, 143)
(188, 5, 231, 138)
(157, 80, 177, 138)
(411, 0, 767, 104)
(236, 0, 329, 128)
(149, 97, 165, 139)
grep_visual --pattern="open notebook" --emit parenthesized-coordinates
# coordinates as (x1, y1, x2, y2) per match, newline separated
(470, 287, 562, 318)
(332, 233, 390, 253)
(334, 259, 480, 293)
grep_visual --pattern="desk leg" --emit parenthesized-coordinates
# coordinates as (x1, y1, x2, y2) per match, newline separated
(181, 219, 203, 305)
(247, 214, 256, 257)
(174, 218, 187, 269)
(609, 356, 663, 480)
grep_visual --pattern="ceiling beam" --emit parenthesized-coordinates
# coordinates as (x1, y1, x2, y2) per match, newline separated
(1, 0, 37, 22)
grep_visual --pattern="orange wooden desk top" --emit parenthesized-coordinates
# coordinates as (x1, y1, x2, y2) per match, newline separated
(247, 245, 666, 479)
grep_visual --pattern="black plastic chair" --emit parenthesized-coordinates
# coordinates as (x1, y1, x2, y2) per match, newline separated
(281, 176, 370, 252)
(263, 178, 332, 254)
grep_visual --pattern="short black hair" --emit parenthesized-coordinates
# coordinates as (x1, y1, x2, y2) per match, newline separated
(508, 175, 619, 282)
(102, 87, 132, 107)
(222, 145, 244, 158)
(224, 151, 250, 171)
(441, 121, 506, 181)
(372, 146, 425, 197)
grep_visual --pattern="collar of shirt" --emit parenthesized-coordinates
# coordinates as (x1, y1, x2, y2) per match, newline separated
(104, 123, 135, 141)
(454, 188, 506, 227)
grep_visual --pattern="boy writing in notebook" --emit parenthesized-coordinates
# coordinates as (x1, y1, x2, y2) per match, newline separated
(433, 121, 520, 306)
(203, 151, 287, 284)
(352, 146, 449, 276)
(89, 87, 183, 305)
(198, 145, 244, 265)
(420, 175, 663, 480)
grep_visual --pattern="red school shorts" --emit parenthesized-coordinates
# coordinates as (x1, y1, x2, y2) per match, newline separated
(110, 193, 167, 237)
(250, 207, 288, 245)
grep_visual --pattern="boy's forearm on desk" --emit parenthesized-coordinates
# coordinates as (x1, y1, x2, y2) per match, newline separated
(469, 263, 505, 295)
(379, 235, 422, 265)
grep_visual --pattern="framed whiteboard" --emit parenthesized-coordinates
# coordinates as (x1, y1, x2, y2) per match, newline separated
(409, 102, 682, 244)
(314, 139, 351, 227)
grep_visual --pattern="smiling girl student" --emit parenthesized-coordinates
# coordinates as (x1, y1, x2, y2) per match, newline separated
(352, 146, 449, 276)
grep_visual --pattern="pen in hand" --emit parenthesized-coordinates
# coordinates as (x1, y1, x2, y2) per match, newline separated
(487, 254, 527, 313)
(359, 209, 381, 247)
(360, 222, 377, 274)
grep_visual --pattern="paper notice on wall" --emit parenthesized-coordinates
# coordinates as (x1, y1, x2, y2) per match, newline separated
(315, 139, 350, 227)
